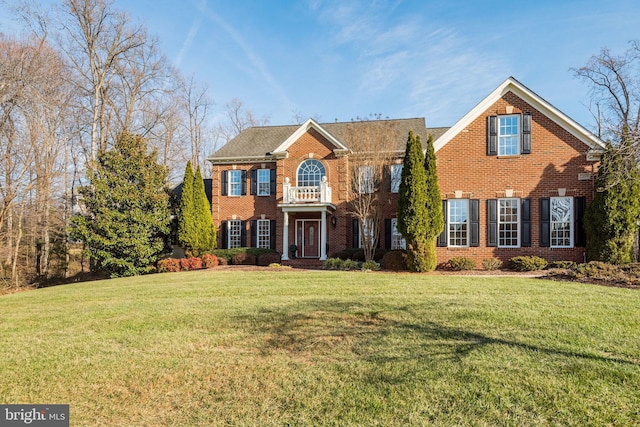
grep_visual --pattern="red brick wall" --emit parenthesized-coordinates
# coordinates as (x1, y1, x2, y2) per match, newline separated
(211, 93, 598, 265)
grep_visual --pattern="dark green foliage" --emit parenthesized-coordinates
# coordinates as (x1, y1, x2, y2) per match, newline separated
(448, 257, 476, 271)
(397, 130, 432, 272)
(423, 134, 444, 241)
(211, 247, 274, 264)
(549, 260, 578, 270)
(177, 163, 217, 257)
(69, 133, 171, 278)
(508, 256, 548, 272)
(584, 143, 640, 264)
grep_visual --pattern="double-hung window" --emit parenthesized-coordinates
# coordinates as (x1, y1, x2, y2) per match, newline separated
(550, 197, 573, 248)
(228, 170, 242, 196)
(499, 115, 520, 156)
(227, 220, 242, 248)
(390, 218, 406, 250)
(498, 198, 520, 247)
(358, 166, 374, 194)
(448, 199, 469, 247)
(257, 169, 270, 196)
(359, 218, 375, 248)
(390, 164, 403, 193)
(257, 219, 270, 249)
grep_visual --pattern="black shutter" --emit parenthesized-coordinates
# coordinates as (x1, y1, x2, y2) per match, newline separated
(221, 221, 228, 249)
(522, 113, 532, 154)
(487, 199, 498, 247)
(437, 200, 448, 247)
(521, 198, 531, 247)
(250, 220, 257, 247)
(352, 219, 359, 248)
(240, 221, 247, 247)
(270, 220, 277, 250)
(470, 199, 480, 247)
(221, 171, 228, 196)
(540, 198, 550, 247)
(488, 116, 498, 156)
(384, 219, 392, 250)
(270, 169, 277, 196)
(574, 197, 586, 247)
(250, 170, 257, 195)
(241, 171, 247, 195)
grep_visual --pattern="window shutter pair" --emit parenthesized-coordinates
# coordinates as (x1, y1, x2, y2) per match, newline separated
(221, 170, 247, 195)
(539, 197, 586, 247)
(248, 169, 276, 195)
(438, 200, 479, 247)
(487, 199, 531, 247)
(487, 113, 532, 155)
(249, 219, 277, 249)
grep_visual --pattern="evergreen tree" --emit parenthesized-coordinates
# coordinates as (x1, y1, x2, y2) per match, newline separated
(177, 161, 197, 255)
(70, 133, 171, 277)
(422, 134, 444, 270)
(193, 165, 217, 255)
(584, 141, 640, 264)
(397, 130, 431, 272)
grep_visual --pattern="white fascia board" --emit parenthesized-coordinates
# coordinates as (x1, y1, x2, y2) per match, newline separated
(272, 118, 349, 153)
(433, 77, 605, 153)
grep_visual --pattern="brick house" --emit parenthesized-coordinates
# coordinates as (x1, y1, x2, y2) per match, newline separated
(207, 77, 605, 265)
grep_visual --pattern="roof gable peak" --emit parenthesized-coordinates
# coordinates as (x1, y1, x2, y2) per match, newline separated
(271, 118, 349, 155)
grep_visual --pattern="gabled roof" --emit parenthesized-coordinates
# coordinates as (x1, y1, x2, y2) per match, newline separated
(209, 117, 438, 163)
(433, 76, 605, 153)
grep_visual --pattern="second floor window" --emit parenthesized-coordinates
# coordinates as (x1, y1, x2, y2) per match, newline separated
(228, 170, 242, 196)
(390, 164, 403, 193)
(297, 159, 326, 187)
(257, 169, 270, 196)
(357, 166, 373, 193)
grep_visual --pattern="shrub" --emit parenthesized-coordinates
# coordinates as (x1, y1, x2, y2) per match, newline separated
(342, 259, 360, 270)
(549, 260, 577, 270)
(361, 260, 381, 271)
(508, 256, 548, 272)
(482, 258, 503, 271)
(180, 258, 191, 271)
(381, 251, 407, 271)
(201, 253, 219, 269)
(448, 257, 476, 271)
(158, 258, 181, 273)
(323, 257, 344, 270)
(217, 257, 228, 266)
(188, 257, 203, 270)
(257, 252, 281, 266)
(211, 248, 273, 264)
(573, 261, 619, 278)
(232, 252, 257, 265)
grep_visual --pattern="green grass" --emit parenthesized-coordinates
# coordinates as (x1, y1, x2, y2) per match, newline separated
(1, 270, 639, 426)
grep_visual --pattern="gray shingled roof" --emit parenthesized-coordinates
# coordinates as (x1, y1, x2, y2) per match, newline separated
(210, 118, 449, 160)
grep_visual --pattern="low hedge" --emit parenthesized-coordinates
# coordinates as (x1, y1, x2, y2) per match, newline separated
(211, 248, 277, 265)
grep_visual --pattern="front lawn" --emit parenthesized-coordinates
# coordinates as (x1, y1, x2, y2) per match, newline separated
(1, 269, 638, 426)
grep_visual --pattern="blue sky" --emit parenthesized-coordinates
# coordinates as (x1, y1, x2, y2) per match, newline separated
(4, 0, 640, 131)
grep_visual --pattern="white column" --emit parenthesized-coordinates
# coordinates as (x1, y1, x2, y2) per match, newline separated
(282, 211, 289, 260)
(320, 210, 327, 261)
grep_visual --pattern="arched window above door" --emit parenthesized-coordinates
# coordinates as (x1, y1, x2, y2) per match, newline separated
(297, 159, 326, 187)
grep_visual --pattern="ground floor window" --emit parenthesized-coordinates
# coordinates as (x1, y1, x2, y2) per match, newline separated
(499, 198, 519, 247)
(390, 218, 406, 250)
(228, 220, 242, 248)
(550, 196, 573, 248)
(448, 199, 469, 247)
(257, 219, 270, 249)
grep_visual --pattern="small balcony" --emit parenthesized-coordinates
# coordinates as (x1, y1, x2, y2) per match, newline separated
(282, 176, 332, 204)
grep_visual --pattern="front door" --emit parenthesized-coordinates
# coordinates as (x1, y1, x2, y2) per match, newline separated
(296, 220, 320, 258)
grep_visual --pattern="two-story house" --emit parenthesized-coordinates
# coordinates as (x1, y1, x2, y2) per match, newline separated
(207, 77, 605, 265)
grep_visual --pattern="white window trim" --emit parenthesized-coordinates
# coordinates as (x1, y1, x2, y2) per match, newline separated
(498, 114, 520, 156)
(257, 219, 270, 249)
(297, 159, 326, 187)
(550, 196, 574, 248)
(228, 170, 242, 197)
(498, 198, 520, 248)
(390, 218, 406, 250)
(390, 164, 403, 193)
(448, 199, 470, 248)
(257, 169, 270, 196)
(228, 220, 242, 249)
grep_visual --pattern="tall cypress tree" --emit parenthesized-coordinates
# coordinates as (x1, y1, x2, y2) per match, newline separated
(193, 165, 217, 255)
(584, 141, 640, 263)
(69, 133, 171, 277)
(177, 161, 197, 256)
(397, 130, 431, 272)
(423, 134, 444, 270)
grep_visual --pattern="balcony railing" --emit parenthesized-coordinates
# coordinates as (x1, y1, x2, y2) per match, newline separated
(282, 176, 332, 204)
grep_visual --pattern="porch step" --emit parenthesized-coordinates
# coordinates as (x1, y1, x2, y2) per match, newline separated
(282, 259, 325, 269)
